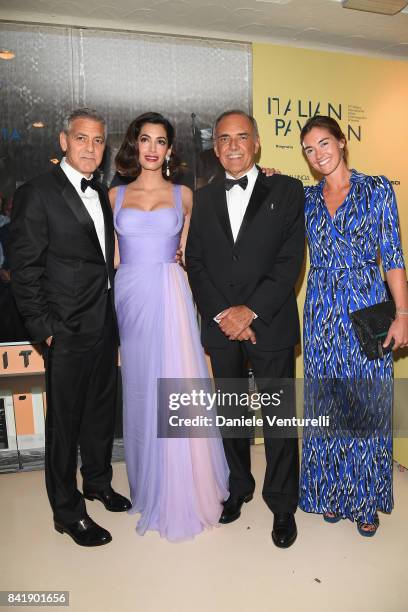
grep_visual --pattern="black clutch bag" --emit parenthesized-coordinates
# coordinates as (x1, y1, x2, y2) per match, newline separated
(350, 301, 395, 360)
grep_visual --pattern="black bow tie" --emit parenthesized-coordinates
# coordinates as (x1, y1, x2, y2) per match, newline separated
(80, 176, 98, 192)
(224, 176, 248, 191)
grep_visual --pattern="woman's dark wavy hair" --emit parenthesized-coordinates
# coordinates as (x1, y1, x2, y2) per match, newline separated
(300, 115, 348, 163)
(115, 112, 178, 179)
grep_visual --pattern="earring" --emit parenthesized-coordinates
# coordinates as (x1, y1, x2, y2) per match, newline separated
(165, 157, 170, 177)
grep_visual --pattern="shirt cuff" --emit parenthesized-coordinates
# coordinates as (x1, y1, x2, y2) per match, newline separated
(214, 311, 224, 324)
(214, 309, 257, 324)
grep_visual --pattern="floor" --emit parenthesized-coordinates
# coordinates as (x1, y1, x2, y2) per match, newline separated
(1, 445, 407, 612)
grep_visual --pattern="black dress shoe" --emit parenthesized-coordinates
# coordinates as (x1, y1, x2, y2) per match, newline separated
(54, 515, 112, 547)
(272, 512, 297, 548)
(83, 485, 132, 512)
(219, 493, 253, 524)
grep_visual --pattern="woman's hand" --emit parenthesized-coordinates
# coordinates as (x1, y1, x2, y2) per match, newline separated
(261, 167, 281, 177)
(175, 247, 184, 266)
(384, 269, 408, 350)
(383, 314, 408, 350)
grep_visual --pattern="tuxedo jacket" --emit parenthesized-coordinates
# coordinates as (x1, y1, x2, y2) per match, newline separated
(10, 165, 117, 345)
(186, 171, 305, 350)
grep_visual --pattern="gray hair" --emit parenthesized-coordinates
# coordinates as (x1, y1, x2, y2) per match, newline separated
(212, 109, 259, 139)
(62, 108, 107, 137)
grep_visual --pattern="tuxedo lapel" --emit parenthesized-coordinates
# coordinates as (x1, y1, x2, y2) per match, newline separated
(97, 186, 115, 274)
(234, 173, 269, 246)
(52, 165, 105, 259)
(212, 181, 234, 246)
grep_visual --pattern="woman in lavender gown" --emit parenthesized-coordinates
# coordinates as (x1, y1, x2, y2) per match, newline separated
(109, 113, 229, 542)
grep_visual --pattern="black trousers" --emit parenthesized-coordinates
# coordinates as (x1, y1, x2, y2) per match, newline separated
(44, 299, 118, 524)
(208, 342, 299, 515)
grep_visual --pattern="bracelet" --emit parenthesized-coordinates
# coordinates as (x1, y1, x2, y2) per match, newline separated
(396, 308, 408, 316)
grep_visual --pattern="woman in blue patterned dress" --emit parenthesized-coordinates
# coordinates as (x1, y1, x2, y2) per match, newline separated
(298, 115, 408, 536)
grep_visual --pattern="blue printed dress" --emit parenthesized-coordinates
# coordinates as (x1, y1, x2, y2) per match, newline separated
(299, 170, 405, 524)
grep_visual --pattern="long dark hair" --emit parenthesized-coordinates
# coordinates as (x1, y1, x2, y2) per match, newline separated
(115, 112, 178, 179)
(300, 115, 348, 163)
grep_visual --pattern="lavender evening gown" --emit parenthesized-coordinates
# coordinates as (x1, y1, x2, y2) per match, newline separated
(114, 183, 229, 542)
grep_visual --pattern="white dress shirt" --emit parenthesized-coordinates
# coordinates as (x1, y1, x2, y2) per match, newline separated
(60, 158, 110, 288)
(213, 164, 259, 324)
(226, 164, 259, 242)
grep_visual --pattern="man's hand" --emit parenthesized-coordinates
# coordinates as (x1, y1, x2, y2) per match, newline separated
(236, 326, 257, 344)
(218, 305, 255, 340)
(0, 269, 10, 283)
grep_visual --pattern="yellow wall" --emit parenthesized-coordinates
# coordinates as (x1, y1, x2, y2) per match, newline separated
(253, 43, 408, 464)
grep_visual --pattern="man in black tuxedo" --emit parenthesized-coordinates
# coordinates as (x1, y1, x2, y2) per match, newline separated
(186, 110, 304, 548)
(10, 108, 131, 547)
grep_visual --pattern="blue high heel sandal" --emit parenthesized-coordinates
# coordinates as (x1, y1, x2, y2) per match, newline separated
(357, 513, 379, 537)
(323, 512, 341, 524)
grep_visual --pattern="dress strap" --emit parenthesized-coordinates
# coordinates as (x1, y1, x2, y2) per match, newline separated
(114, 184, 127, 216)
